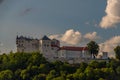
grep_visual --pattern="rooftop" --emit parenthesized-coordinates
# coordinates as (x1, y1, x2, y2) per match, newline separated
(41, 35, 51, 40)
(60, 46, 88, 51)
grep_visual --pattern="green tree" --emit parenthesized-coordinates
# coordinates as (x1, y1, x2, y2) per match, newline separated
(46, 70, 57, 80)
(98, 78, 105, 80)
(0, 70, 13, 80)
(53, 76, 65, 80)
(20, 69, 30, 80)
(116, 66, 120, 79)
(88, 60, 100, 68)
(116, 66, 120, 75)
(101, 68, 115, 80)
(32, 74, 46, 80)
(114, 45, 120, 60)
(39, 63, 50, 74)
(66, 74, 74, 80)
(84, 66, 95, 80)
(94, 68, 104, 79)
(87, 41, 99, 58)
(14, 69, 22, 80)
(28, 52, 47, 66)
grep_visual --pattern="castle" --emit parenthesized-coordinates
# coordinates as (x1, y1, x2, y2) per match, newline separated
(16, 35, 108, 63)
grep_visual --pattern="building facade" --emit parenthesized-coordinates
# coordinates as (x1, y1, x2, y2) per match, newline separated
(16, 35, 108, 63)
(16, 36, 39, 53)
(58, 46, 91, 59)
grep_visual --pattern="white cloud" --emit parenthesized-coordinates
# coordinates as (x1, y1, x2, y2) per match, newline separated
(100, 0, 120, 28)
(49, 34, 62, 40)
(49, 29, 100, 45)
(84, 32, 100, 40)
(49, 30, 120, 58)
(99, 36, 120, 57)
(49, 29, 82, 45)
(61, 29, 82, 45)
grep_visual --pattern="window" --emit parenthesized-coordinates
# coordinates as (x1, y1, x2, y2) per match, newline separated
(51, 48, 54, 50)
(44, 44, 46, 47)
(47, 45, 49, 47)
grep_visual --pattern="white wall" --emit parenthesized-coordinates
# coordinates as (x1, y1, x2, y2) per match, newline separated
(58, 50, 92, 60)
(16, 38, 39, 53)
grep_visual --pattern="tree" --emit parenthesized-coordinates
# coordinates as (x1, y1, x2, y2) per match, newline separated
(116, 66, 120, 75)
(87, 41, 99, 58)
(46, 70, 57, 80)
(27, 52, 47, 66)
(101, 68, 115, 80)
(88, 60, 100, 68)
(32, 74, 46, 80)
(76, 62, 88, 73)
(0, 70, 13, 80)
(114, 45, 120, 60)
(84, 66, 95, 80)
(14, 69, 22, 80)
(20, 69, 30, 80)
(53, 76, 65, 80)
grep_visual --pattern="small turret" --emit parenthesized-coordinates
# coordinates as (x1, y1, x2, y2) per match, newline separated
(41, 35, 51, 40)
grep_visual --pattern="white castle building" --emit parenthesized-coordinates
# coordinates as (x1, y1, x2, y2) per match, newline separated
(16, 35, 108, 63)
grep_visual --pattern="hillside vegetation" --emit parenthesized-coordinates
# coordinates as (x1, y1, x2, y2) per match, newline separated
(0, 52, 120, 80)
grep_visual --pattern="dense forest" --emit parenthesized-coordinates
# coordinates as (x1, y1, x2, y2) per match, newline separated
(0, 52, 120, 80)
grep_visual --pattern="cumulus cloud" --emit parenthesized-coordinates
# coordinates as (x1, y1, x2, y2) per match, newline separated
(84, 32, 100, 40)
(61, 29, 82, 45)
(100, 0, 120, 28)
(49, 29, 82, 45)
(50, 31, 120, 57)
(49, 29, 100, 45)
(99, 36, 120, 57)
(49, 34, 62, 40)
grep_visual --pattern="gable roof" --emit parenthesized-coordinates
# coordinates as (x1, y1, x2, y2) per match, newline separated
(60, 46, 88, 51)
(41, 35, 51, 40)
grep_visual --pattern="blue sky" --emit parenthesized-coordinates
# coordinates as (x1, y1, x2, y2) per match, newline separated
(0, 0, 120, 57)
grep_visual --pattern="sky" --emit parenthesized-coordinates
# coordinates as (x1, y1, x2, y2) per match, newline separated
(0, 0, 120, 57)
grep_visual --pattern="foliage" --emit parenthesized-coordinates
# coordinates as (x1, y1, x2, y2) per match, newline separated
(114, 45, 120, 60)
(0, 70, 13, 80)
(0, 52, 120, 80)
(87, 41, 99, 58)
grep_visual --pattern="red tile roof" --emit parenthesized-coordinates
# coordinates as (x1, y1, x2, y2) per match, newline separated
(51, 45, 60, 48)
(60, 46, 88, 51)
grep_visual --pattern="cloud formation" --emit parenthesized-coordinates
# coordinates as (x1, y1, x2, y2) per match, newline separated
(49, 29, 82, 45)
(99, 36, 120, 57)
(49, 29, 99, 45)
(61, 29, 82, 45)
(84, 32, 100, 40)
(50, 30, 120, 57)
(100, 0, 120, 28)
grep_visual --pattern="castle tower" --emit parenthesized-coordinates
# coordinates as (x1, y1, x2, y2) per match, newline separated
(39, 35, 60, 60)
(39, 35, 52, 59)
(16, 36, 39, 53)
(51, 39, 60, 58)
